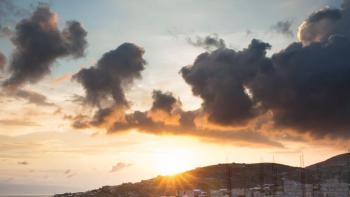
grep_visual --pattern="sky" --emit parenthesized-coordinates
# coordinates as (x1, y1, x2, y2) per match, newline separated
(0, 0, 349, 195)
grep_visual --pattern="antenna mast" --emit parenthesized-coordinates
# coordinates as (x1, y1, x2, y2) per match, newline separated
(226, 164, 232, 197)
(300, 152, 306, 197)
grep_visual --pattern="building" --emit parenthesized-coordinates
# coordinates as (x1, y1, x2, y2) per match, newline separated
(173, 178, 350, 197)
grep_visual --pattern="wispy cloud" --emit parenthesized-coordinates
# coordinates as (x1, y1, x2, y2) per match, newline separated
(271, 20, 294, 37)
(0, 119, 39, 127)
(110, 162, 133, 173)
(17, 161, 29, 165)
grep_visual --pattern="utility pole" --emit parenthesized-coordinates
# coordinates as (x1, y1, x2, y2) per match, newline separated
(312, 164, 321, 197)
(271, 153, 276, 196)
(243, 164, 247, 197)
(300, 152, 306, 197)
(273, 151, 308, 196)
(259, 161, 264, 196)
(272, 163, 278, 197)
(226, 164, 232, 197)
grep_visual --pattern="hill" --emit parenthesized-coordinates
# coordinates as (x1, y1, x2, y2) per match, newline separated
(306, 152, 350, 183)
(55, 153, 350, 197)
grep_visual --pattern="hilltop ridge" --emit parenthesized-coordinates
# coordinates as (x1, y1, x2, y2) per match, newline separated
(55, 153, 350, 197)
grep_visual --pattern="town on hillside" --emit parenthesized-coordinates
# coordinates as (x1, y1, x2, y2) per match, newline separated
(56, 153, 350, 197)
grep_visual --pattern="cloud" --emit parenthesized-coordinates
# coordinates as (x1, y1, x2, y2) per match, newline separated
(298, 8, 341, 45)
(64, 169, 71, 174)
(0, 52, 5, 70)
(297, 1, 350, 45)
(66, 173, 76, 178)
(17, 161, 29, 165)
(13, 89, 54, 106)
(107, 90, 282, 147)
(179, 111, 196, 128)
(71, 0, 350, 145)
(73, 43, 146, 108)
(151, 90, 178, 114)
(71, 87, 282, 147)
(251, 35, 350, 138)
(67, 114, 91, 129)
(63, 169, 76, 178)
(52, 73, 72, 86)
(181, 35, 350, 139)
(72, 43, 146, 130)
(187, 34, 226, 50)
(110, 162, 133, 173)
(67, 94, 86, 105)
(68, 39, 284, 147)
(0, 0, 29, 38)
(111, 111, 283, 147)
(0, 119, 39, 127)
(271, 20, 294, 37)
(179, 0, 350, 140)
(0, 25, 11, 37)
(181, 39, 272, 125)
(3, 5, 87, 89)
(0, 0, 29, 26)
(0, 88, 54, 107)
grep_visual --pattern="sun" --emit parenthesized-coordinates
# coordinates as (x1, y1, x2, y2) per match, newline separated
(153, 148, 194, 176)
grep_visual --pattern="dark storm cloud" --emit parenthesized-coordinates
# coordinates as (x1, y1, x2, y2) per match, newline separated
(343, 0, 350, 9)
(298, 8, 341, 44)
(110, 110, 282, 147)
(251, 35, 350, 138)
(187, 34, 226, 50)
(113, 111, 158, 132)
(179, 110, 196, 128)
(72, 0, 350, 144)
(69, 39, 283, 147)
(151, 90, 177, 113)
(71, 87, 282, 147)
(181, 39, 272, 125)
(0, 52, 5, 70)
(271, 20, 294, 37)
(179, 0, 350, 139)
(73, 43, 146, 108)
(62, 21, 88, 58)
(297, 0, 350, 45)
(182, 36, 350, 138)
(3, 5, 88, 89)
(109, 90, 282, 147)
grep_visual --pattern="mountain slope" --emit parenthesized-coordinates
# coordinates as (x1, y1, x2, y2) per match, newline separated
(55, 153, 350, 197)
(306, 152, 350, 183)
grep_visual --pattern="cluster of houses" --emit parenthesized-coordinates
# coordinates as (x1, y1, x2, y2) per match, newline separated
(165, 178, 350, 197)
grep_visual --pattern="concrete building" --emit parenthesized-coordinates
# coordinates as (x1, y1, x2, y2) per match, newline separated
(173, 178, 350, 197)
(320, 179, 350, 197)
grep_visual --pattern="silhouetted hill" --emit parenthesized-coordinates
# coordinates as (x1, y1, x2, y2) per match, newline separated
(306, 153, 350, 183)
(55, 153, 350, 197)
(307, 153, 350, 169)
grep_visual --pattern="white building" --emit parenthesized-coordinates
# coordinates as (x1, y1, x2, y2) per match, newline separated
(201, 178, 350, 197)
